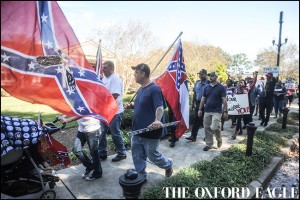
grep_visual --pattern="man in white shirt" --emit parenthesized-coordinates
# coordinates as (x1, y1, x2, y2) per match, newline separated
(57, 116, 102, 181)
(98, 61, 127, 162)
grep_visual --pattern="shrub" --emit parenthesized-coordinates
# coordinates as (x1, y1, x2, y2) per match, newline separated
(140, 131, 291, 199)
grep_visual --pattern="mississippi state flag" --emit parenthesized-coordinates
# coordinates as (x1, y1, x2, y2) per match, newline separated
(154, 39, 189, 138)
(1, 1, 118, 124)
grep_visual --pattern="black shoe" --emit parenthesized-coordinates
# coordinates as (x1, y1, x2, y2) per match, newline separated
(203, 146, 212, 151)
(100, 155, 107, 161)
(260, 121, 264, 126)
(263, 122, 268, 127)
(165, 168, 173, 178)
(217, 139, 222, 148)
(185, 136, 196, 142)
(82, 169, 93, 179)
(229, 135, 236, 140)
(238, 130, 243, 135)
(168, 138, 179, 142)
(112, 155, 127, 162)
(254, 113, 257, 116)
(85, 172, 102, 181)
(242, 125, 246, 129)
(199, 125, 204, 129)
(170, 142, 175, 148)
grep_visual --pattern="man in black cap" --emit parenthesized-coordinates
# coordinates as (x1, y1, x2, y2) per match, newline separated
(258, 72, 277, 126)
(126, 63, 173, 179)
(198, 72, 228, 151)
(186, 69, 210, 142)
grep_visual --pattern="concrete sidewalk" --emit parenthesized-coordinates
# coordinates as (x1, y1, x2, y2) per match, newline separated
(1, 101, 299, 199)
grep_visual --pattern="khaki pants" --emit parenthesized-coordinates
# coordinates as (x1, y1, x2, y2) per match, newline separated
(203, 112, 222, 147)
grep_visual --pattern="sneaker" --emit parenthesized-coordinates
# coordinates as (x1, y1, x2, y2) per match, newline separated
(169, 142, 175, 148)
(229, 135, 236, 140)
(168, 138, 179, 142)
(82, 169, 93, 179)
(85, 172, 102, 181)
(165, 168, 173, 178)
(112, 155, 127, 162)
(217, 139, 222, 148)
(203, 146, 212, 151)
(100, 155, 107, 161)
(185, 136, 196, 142)
(260, 121, 264, 126)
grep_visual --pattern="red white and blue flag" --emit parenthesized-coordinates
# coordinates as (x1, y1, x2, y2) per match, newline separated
(154, 39, 189, 139)
(1, 1, 118, 124)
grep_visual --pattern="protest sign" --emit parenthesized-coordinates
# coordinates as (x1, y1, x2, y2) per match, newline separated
(227, 94, 250, 115)
(262, 67, 280, 77)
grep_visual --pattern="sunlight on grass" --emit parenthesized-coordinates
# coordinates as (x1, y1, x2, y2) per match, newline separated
(1, 96, 76, 128)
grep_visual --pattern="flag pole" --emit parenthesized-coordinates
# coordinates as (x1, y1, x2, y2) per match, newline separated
(95, 39, 102, 78)
(128, 31, 183, 104)
(150, 31, 183, 75)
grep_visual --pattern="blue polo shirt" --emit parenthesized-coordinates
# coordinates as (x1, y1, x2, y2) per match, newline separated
(133, 82, 165, 139)
(203, 83, 226, 113)
(193, 79, 210, 101)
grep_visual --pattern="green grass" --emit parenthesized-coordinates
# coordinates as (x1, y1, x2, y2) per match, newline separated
(141, 131, 291, 199)
(1, 97, 77, 128)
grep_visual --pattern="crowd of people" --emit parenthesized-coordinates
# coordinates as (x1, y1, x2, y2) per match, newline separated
(56, 61, 298, 183)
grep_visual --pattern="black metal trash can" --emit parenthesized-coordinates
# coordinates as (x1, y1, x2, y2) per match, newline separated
(119, 169, 146, 199)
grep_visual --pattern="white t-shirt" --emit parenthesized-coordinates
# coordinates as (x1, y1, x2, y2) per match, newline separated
(77, 117, 100, 133)
(102, 73, 124, 114)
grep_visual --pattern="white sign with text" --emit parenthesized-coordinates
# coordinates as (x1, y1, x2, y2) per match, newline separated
(227, 94, 250, 115)
(262, 67, 280, 77)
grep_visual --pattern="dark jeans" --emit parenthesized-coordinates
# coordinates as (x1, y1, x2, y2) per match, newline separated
(235, 115, 243, 133)
(191, 101, 204, 138)
(99, 113, 126, 157)
(243, 105, 255, 126)
(273, 98, 284, 114)
(167, 102, 177, 142)
(72, 130, 102, 175)
(259, 99, 272, 124)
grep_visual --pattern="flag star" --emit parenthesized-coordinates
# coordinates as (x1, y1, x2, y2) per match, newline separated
(78, 68, 85, 77)
(28, 61, 35, 70)
(41, 13, 48, 23)
(66, 87, 75, 95)
(44, 40, 53, 49)
(77, 106, 85, 112)
(1, 53, 11, 62)
(55, 67, 63, 74)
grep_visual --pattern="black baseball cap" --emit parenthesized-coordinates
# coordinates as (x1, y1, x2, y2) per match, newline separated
(131, 63, 150, 76)
(208, 72, 219, 77)
(197, 69, 207, 75)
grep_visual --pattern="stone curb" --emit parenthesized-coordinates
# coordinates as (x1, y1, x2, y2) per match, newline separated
(247, 133, 299, 199)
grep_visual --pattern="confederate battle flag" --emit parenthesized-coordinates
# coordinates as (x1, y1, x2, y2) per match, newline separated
(154, 39, 189, 139)
(1, 1, 118, 124)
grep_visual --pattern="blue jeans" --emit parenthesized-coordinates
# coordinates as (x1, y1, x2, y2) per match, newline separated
(131, 135, 173, 177)
(72, 129, 102, 175)
(273, 98, 284, 114)
(98, 113, 126, 157)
